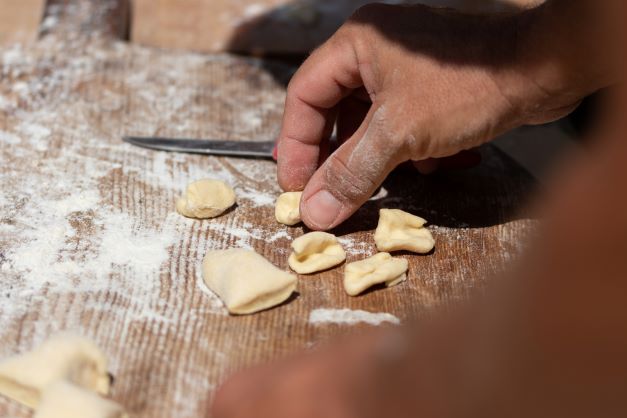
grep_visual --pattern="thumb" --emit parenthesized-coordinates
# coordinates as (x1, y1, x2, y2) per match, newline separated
(299, 105, 404, 230)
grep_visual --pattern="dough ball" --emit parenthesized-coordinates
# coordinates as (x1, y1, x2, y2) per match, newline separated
(202, 249, 297, 315)
(344, 252, 408, 296)
(275, 191, 302, 225)
(374, 209, 435, 254)
(176, 179, 235, 219)
(0, 334, 110, 408)
(34, 381, 127, 418)
(288, 231, 346, 274)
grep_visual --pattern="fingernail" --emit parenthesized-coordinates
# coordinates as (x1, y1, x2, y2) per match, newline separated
(305, 189, 342, 229)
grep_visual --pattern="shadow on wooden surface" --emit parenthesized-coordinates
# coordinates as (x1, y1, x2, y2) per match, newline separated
(333, 144, 537, 235)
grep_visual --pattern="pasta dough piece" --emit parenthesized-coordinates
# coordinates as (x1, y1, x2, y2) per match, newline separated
(202, 249, 297, 315)
(34, 381, 127, 418)
(288, 231, 346, 274)
(374, 209, 435, 254)
(343, 252, 408, 296)
(176, 179, 235, 219)
(275, 191, 302, 225)
(0, 334, 110, 408)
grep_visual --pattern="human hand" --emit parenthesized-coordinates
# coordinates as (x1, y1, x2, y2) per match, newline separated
(276, 3, 586, 230)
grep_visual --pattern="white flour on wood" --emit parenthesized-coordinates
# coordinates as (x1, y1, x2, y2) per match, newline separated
(0, 37, 289, 348)
(309, 308, 401, 326)
(0, 37, 297, 418)
(338, 235, 377, 258)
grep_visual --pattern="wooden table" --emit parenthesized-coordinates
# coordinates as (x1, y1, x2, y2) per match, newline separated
(0, 1, 537, 417)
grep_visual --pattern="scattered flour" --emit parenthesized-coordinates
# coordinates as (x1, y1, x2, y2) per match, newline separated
(40, 14, 59, 32)
(16, 122, 50, 151)
(0, 95, 11, 110)
(0, 40, 289, 346)
(0, 130, 21, 145)
(1, 145, 180, 304)
(238, 108, 264, 130)
(309, 308, 401, 326)
(195, 268, 227, 314)
(265, 229, 291, 242)
(237, 186, 275, 207)
(338, 235, 376, 257)
(205, 220, 291, 251)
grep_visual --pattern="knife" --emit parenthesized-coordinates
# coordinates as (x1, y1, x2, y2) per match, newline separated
(122, 136, 276, 159)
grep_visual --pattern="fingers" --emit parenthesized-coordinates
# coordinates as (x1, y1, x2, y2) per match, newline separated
(300, 104, 405, 230)
(277, 36, 363, 191)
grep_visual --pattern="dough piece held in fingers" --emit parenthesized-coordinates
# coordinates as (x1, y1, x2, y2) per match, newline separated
(275, 191, 303, 225)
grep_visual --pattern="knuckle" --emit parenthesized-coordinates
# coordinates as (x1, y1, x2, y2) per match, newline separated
(404, 129, 434, 160)
(335, 4, 387, 50)
(324, 22, 357, 56)
(385, 109, 435, 160)
(341, 4, 384, 46)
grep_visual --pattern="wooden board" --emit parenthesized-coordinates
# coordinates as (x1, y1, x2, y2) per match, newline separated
(0, 0, 45, 45)
(1, 1, 536, 417)
(130, 0, 533, 54)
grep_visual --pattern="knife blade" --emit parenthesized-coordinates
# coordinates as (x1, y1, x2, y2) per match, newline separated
(122, 136, 276, 159)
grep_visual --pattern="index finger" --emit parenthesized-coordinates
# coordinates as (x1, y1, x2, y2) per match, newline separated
(277, 37, 363, 191)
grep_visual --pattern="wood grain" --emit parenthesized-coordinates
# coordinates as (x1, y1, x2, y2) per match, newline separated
(1, 1, 537, 417)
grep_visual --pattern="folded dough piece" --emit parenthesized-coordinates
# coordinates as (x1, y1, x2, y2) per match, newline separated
(0, 334, 110, 408)
(374, 209, 435, 254)
(288, 231, 346, 274)
(275, 191, 302, 225)
(344, 252, 408, 296)
(176, 179, 236, 219)
(34, 381, 127, 418)
(202, 249, 297, 314)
